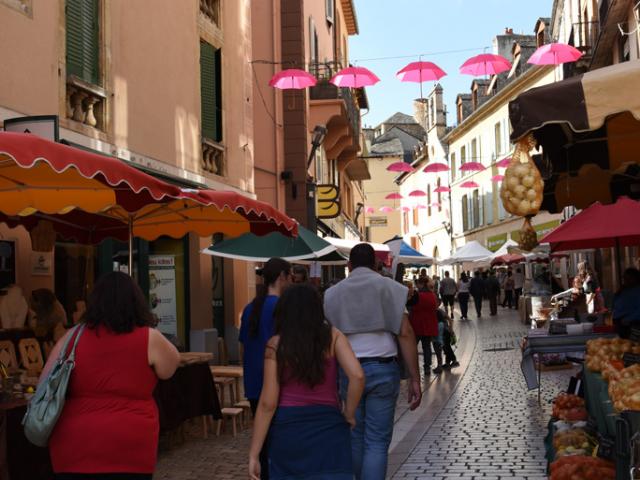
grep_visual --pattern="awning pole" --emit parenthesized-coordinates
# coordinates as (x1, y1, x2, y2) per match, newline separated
(128, 216, 134, 278)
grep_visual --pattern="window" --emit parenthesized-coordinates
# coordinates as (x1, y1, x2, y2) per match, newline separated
(427, 185, 432, 217)
(498, 190, 507, 220)
(326, 0, 334, 24)
(472, 189, 480, 228)
(436, 178, 442, 211)
(457, 100, 463, 124)
(309, 18, 319, 75)
(412, 207, 419, 227)
(450, 152, 456, 181)
(66, 0, 100, 85)
(471, 138, 478, 163)
(403, 211, 409, 234)
(462, 195, 469, 231)
(494, 122, 502, 157)
(200, 41, 222, 142)
(485, 190, 494, 225)
(460, 145, 466, 165)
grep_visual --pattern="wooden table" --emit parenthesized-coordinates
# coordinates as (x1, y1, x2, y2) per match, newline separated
(179, 352, 213, 366)
(210, 366, 243, 404)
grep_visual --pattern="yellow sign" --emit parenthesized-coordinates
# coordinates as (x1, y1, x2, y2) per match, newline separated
(316, 184, 341, 219)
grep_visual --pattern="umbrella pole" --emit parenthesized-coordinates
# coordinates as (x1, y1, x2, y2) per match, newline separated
(128, 216, 134, 278)
(615, 239, 623, 290)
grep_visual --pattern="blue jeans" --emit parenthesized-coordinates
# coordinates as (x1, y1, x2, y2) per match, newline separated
(339, 361, 401, 480)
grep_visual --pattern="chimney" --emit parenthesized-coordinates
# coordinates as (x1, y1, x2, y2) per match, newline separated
(413, 98, 428, 130)
(504, 27, 514, 34)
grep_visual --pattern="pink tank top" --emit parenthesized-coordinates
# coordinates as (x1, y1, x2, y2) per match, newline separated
(279, 357, 340, 408)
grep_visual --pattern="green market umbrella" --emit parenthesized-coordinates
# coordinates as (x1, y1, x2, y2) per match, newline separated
(201, 225, 346, 264)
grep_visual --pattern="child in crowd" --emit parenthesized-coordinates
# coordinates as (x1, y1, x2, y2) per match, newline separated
(437, 308, 460, 369)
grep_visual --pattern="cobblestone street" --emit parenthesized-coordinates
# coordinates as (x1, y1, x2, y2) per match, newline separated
(155, 307, 575, 479)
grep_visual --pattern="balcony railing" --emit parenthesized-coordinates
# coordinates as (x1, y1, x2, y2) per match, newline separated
(573, 21, 599, 56)
(309, 78, 360, 145)
(66, 75, 107, 130)
(201, 138, 224, 175)
(200, 0, 220, 28)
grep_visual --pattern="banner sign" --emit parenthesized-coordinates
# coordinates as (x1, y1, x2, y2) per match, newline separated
(149, 255, 178, 336)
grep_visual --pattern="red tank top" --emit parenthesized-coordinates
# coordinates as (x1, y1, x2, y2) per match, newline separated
(409, 291, 439, 337)
(49, 326, 158, 474)
(279, 357, 340, 408)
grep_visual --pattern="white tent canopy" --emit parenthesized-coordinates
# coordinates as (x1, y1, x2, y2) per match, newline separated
(323, 237, 390, 255)
(440, 241, 493, 265)
(473, 239, 520, 266)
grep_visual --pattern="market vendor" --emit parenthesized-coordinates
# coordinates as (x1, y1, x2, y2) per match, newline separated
(613, 267, 640, 338)
(29, 288, 67, 341)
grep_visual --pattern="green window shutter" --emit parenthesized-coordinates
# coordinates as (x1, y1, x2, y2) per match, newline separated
(200, 42, 222, 142)
(65, 0, 100, 85)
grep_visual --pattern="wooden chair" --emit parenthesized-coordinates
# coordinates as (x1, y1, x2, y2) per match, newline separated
(217, 338, 228, 365)
(234, 399, 252, 427)
(0, 341, 18, 372)
(214, 377, 236, 407)
(18, 338, 44, 374)
(216, 407, 243, 437)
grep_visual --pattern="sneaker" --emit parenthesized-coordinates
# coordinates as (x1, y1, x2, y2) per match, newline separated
(442, 363, 452, 370)
(433, 366, 443, 374)
(449, 361, 460, 368)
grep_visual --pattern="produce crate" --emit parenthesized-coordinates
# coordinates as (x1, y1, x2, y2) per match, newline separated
(616, 411, 640, 480)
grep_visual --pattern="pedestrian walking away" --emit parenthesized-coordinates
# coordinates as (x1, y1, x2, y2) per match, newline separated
(486, 270, 501, 316)
(457, 272, 471, 320)
(437, 308, 459, 369)
(513, 267, 524, 309)
(470, 271, 485, 318)
(239, 258, 291, 480)
(324, 243, 422, 480)
(407, 277, 442, 376)
(47, 272, 181, 480)
(248, 285, 365, 480)
(439, 271, 457, 319)
(502, 271, 515, 309)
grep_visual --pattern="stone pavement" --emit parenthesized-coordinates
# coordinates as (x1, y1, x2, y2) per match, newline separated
(390, 307, 578, 479)
(155, 306, 575, 479)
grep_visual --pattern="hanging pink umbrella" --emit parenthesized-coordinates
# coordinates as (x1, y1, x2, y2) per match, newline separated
(528, 43, 583, 66)
(387, 161, 414, 173)
(460, 54, 512, 76)
(423, 162, 450, 173)
(396, 61, 447, 83)
(397, 206, 411, 212)
(409, 189, 427, 197)
(496, 157, 512, 168)
(434, 186, 451, 193)
(379, 206, 394, 213)
(431, 202, 442, 208)
(330, 66, 380, 88)
(385, 193, 403, 200)
(460, 181, 480, 189)
(460, 162, 485, 172)
(491, 174, 505, 182)
(269, 69, 317, 89)
(415, 204, 428, 209)
(365, 206, 375, 214)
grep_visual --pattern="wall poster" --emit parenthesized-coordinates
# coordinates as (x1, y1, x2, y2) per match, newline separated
(148, 255, 178, 336)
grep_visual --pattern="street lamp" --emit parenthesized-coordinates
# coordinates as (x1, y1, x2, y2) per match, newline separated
(306, 125, 328, 170)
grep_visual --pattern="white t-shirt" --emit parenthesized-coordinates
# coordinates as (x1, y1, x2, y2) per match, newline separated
(347, 332, 398, 358)
(514, 272, 525, 289)
(457, 280, 470, 293)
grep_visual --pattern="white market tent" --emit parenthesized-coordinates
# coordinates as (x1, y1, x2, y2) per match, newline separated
(323, 237, 391, 256)
(473, 239, 520, 266)
(440, 241, 493, 265)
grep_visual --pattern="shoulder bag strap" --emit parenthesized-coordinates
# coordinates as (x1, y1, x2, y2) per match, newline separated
(57, 324, 86, 364)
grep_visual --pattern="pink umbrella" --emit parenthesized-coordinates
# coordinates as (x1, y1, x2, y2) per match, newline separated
(434, 186, 451, 193)
(379, 206, 394, 213)
(409, 189, 427, 197)
(268, 69, 317, 89)
(460, 54, 512, 76)
(385, 193, 403, 200)
(496, 157, 512, 168)
(423, 162, 450, 173)
(415, 204, 428, 209)
(460, 181, 479, 189)
(396, 61, 447, 83)
(491, 174, 505, 182)
(431, 202, 442, 208)
(365, 206, 375, 214)
(460, 162, 485, 172)
(387, 161, 414, 173)
(398, 206, 411, 212)
(330, 66, 380, 88)
(528, 43, 583, 66)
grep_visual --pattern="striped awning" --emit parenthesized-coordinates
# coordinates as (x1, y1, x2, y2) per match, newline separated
(509, 61, 640, 213)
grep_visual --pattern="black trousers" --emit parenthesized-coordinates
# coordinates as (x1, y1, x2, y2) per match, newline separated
(442, 330, 457, 364)
(502, 290, 514, 308)
(472, 295, 483, 317)
(458, 293, 470, 319)
(250, 399, 270, 480)
(514, 288, 523, 309)
(416, 335, 441, 371)
(489, 294, 498, 315)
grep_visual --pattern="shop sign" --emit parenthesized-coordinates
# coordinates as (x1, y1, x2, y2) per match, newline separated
(316, 184, 341, 219)
(149, 255, 178, 336)
(30, 252, 52, 276)
(511, 219, 561, 241)
(487, 233, 507, 252)
(369, 216, 388, 227)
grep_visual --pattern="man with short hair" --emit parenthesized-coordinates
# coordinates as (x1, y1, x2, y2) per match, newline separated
(439, 271, 457, 319)
(513, 267, 525, 309)
(324, 243, 422, 480)
(469, 270, 485, 318)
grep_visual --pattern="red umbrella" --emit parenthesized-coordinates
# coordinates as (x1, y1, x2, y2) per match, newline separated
(541, 197, 640, 251)
(460, 54, 511, 76)
(409, 189, 427, 197)
(528, 43, 583, 66)
(491, 253, 525, 266)
(460, 162, 485, 172)
(491, 174, 504, 182)
(387, 161, 414, 173)
(434, 186, 451, 193)
(460, 181, 479, 189)
(423, 162, 450, 173)
(379, 206, 394, 213)
(496, 157, 512, 168)
(330, 66, 380, 88)
(269, 69, 317, 89)
(396, 61, 446, 83)
(385, 193, 403, 200)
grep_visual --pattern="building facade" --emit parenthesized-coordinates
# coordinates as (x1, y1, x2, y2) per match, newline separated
(0, 0, 258, 348)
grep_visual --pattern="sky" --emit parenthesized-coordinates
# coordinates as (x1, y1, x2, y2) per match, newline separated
(350, 0, 554, 128)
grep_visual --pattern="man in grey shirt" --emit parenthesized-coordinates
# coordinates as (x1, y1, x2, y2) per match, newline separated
(439, 271, 458, 319)
(324, 244, 422, 480)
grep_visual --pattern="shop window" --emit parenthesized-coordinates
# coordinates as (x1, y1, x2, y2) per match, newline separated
(200, 41, 222, 143)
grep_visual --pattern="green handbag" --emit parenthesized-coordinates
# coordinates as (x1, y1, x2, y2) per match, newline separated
(22, 323, 85, 447)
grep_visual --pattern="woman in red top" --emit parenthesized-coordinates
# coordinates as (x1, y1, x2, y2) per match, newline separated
(407, 277, 442, 376)
(42, 271, 181, 480)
